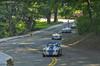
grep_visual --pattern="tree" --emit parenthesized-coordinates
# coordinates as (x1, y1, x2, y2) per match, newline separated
(2, 1, 17, 36)
(53, 0, 59, 22)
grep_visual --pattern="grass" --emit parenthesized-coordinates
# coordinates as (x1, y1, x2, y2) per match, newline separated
(34, 21, 61, 30)
(35, 21, 49, 29)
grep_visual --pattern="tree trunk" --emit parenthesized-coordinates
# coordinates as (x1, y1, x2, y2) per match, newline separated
(47, 10, 51, 24)
(54, 0, 58, 23)
(87, 0, 92, 23)
(6, 3, 16, 36)
(24, 16, 33, 33)
(54, 5, 58, 22)
(87, 0, 93, 31)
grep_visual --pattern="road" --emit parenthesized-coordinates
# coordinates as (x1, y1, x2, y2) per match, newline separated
(0, 21, 100, 66)
(0, 23, 67, 66)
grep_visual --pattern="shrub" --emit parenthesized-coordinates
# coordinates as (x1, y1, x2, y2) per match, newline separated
(76, 16, 91, 34)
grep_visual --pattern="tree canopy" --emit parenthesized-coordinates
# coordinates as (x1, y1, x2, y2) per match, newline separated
(0, 0, 100, 38)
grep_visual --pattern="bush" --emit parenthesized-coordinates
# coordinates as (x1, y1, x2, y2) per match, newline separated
(76, 16, 91, 34)
(93, 16, 100, 34)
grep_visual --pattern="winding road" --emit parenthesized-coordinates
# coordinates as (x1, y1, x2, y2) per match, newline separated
(0, 20, 100, 66)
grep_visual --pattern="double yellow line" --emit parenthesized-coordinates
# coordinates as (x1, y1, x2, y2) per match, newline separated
(48, 57, 57, 66)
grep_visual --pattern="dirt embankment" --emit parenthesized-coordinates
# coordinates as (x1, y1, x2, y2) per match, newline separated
(64, 33, 100, 51)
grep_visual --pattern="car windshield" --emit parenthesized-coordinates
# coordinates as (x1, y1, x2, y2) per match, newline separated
(53, 34, 60, 36)
(47, 44, 54, 47)
(55, 44, 60, 47)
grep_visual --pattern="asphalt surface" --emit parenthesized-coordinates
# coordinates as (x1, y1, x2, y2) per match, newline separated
(0, 23, 67, 66)
(0, 21, 100, 66)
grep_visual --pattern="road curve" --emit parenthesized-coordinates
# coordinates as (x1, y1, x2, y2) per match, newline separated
(1, 21, 100, 66)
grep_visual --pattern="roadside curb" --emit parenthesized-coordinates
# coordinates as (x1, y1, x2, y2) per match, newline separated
(0, 36, 26, 43)
(0, 23, 63, 43)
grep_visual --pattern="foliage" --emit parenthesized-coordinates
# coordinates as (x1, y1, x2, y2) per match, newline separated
(0, 0, 100, 38)
(76, 0, 100, 34)
(59, 6, 73, 18)
(16, 20, 26, 35)
(34, 20, 61, 30)
(77, 16, 91, 34)
(35, 21, 49, 29)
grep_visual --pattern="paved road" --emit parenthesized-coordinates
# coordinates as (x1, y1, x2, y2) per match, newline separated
(1, 21, 100, 66)
(0, 23, 71, 66)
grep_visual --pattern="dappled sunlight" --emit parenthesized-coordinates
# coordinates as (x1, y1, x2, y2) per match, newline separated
(57, 46, 100, 66)
(60, 63, 67, 66)
(18, 42, 34, 45)
(38, 18, 75, 23)
(10, 47, 40, 54)
(77, 61, 85, 63)
(61, 45, 70, 48)
(0, 0, 99, 66)
(14, 48, 39, 52)
(85, 64, 100, 66)
(15, 48, 26, 51)
(26, 48, 39, 51)
(58, 58, 100, 66)
(39, 38, 51, 40)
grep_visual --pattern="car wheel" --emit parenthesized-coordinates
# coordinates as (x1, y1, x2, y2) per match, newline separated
(61, 31, 64, 33)
(69, 31, 72, 33)
(57, 53, 60, 57)
(58, 38, 61, 40)
(59, 49, 62, 56)
(56, 51, 61, 57)
(52, 38, 54, 40)
(47, 55, 50, 57)
(42, 54, 46, 57)
(60, 53, 62, 56)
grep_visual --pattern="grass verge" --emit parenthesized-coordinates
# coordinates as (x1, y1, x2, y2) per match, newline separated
(34, 21, 61, 30)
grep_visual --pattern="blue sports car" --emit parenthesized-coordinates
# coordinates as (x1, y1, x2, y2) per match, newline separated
(42, 42, 62, 57)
